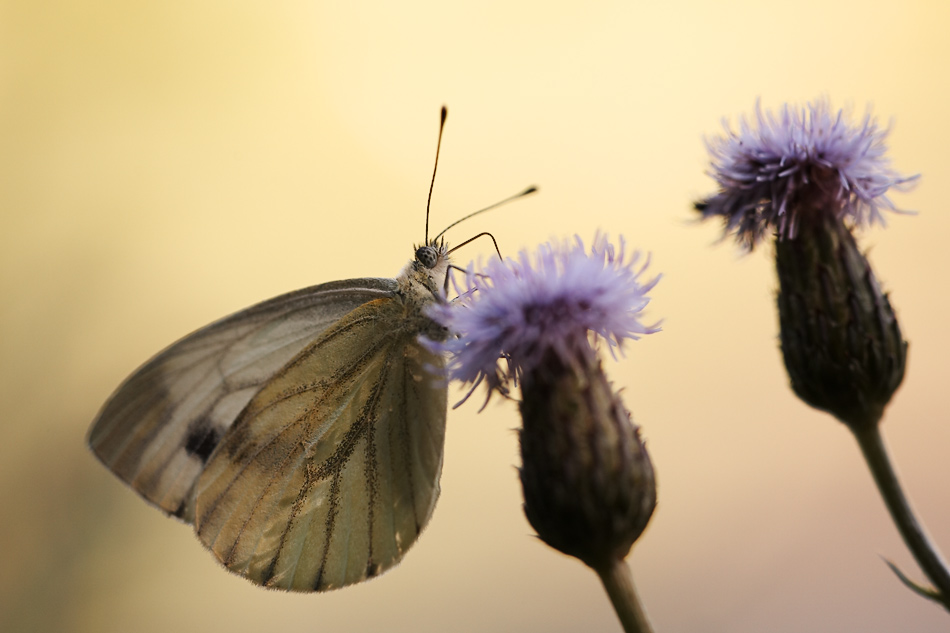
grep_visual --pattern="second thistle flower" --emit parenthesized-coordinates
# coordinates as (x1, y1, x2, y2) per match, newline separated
(697, 98, 918, 250)
(696, 99, 915, 430)
(428, 234, 661, 568)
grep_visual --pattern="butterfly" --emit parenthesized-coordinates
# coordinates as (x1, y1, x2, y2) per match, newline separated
(87, 106, 535, 592)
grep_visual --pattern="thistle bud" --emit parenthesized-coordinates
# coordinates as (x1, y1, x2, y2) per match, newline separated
(519, 346, 655, 567)
(775, 212, 907, 430)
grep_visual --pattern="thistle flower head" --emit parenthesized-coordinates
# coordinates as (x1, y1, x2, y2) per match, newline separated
(426, 233, 661, 400)
(427, 233, 661, 568)
(697, 98, 919, 249)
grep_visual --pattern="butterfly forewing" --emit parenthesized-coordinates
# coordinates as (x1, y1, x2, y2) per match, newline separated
(193, 295, 448, 591)
(87, 279, 399, 521)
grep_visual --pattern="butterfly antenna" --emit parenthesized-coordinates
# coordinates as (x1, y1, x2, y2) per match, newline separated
(447, 231, 501, 258)
(425, 106, 448, 245)
(432, 185, 537, 243)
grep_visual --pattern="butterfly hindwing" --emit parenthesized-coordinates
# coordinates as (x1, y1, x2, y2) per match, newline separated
(193, 295, 448, 591)
(87, 278, 399, 521)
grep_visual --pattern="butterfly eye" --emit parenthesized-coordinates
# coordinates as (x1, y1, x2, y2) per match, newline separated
(415, 245, 439, 269)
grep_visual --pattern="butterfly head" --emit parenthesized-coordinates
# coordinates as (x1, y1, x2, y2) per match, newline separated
(408, 240, 450, 293)
(398, 240, 451, 305)
(415, 243, 440, 269)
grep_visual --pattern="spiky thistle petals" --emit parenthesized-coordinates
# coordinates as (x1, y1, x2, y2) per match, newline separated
(426, 233, 661, 398)
(697, 98, 919, 249)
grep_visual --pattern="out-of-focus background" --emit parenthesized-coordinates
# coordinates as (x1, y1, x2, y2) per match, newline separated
(3, 1, 949, 631)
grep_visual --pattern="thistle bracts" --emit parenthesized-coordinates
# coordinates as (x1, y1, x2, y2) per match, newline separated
(775, 211, 906, 430)
(519, 345, 655, 567)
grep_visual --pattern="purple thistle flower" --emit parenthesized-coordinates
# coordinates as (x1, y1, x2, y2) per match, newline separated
(697, 98, 919, 249)
(426, 233, 661, 402)
(430, 233, 662, 618)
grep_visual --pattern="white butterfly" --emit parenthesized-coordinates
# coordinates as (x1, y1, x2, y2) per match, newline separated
(87, 107, 534, 592)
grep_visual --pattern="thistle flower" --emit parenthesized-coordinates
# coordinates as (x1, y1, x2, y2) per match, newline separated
(696, 101, 950, 610)
(428, 233, 661, 400)
(428, 234, 661, 632)
(696, 98, 918, 249)
(695, 98, 915, 428)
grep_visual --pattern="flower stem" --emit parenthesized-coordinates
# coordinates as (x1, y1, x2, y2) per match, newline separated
(852, 425, 950, 609)
(593, 559, 654, 633)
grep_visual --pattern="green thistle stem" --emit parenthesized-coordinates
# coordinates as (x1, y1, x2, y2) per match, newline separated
(853, 424, 950, 609)
(593, 559, 654, 633)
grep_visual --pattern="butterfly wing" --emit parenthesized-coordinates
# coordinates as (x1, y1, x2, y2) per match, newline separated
(87, 278, 399, 521)
(193, 295, 448, 591)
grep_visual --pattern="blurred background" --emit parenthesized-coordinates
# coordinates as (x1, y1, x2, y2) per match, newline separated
(3, 1, 949, 631)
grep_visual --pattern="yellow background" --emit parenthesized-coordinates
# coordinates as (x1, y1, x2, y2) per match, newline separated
(3, 1, 949, 631)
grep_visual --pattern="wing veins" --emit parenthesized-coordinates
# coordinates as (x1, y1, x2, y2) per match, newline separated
(237, 310, 385, 420)
(102, 335, 258, 481)
(220, 439, 306, 566)
(220, 350, 382, 565)
(197, 329, 391, 532)
(270, 345, 397, 590)
(393, 360, 419, 535)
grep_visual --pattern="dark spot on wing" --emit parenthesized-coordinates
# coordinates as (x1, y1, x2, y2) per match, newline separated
(184, 418, 223, 463)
